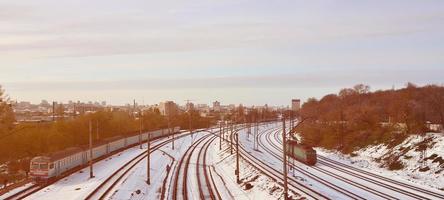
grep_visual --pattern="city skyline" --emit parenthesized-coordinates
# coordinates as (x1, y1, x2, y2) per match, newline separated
(2, 0, 444, 105)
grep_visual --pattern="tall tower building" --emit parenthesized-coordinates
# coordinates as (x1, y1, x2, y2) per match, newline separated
(159, 101, 178, 116)
(291, 99, 301, 111)
(213, 101, 221, 112)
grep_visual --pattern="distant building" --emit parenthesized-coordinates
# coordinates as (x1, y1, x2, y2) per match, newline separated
(40, 100, 51, 108)
(17, 101, 32, 108)
(291, 99, 301, 111)
(186, 102, 194, 111)
(197, 104, 210, 114)
(159, 101, 178, 116)
(213, 101, 221, 112)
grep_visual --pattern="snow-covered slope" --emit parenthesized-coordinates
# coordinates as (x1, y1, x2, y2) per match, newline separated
(317, 132, 444, 190)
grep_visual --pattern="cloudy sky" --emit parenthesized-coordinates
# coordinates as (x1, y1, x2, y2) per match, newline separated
(1, 0, 444, 106)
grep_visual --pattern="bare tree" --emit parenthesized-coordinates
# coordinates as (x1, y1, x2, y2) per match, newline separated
(0, 85, 15, 135)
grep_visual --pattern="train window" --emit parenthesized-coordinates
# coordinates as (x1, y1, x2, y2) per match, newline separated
(31, 163, 39, 169)
(40, 163, 48, 169)
(50, 163, 54, 169)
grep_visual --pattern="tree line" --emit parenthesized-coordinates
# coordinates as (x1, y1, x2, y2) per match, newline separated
(296, 83, 444, 153)
(0, 110, 213, 164)
(0, 86, 214, 168)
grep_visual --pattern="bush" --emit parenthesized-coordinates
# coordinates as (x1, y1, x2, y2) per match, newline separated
(388, 160, 405, 170)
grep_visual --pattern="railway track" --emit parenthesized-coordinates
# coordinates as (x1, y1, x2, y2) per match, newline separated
(319, 155, 444, 199)
(85, 131, 199, 199)
(7, 131, 189, 200)
(238, 142, 328, 199)
(232, 126, 328, 200)
(270, 124, 444, 200)
(172, 133, 213, 200)
(3, 184, 42, 200)
(261, 127, 395, 200)
(196, 135, 222, 200)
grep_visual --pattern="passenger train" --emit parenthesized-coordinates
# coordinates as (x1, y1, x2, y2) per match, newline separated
(30, 127, 180, 182)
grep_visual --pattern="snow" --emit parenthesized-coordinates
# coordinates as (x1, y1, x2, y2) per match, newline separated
(241, 121, 444, 200)
(211, 137, 289, 200)
(24, 134, 182, 200)
(110, 128, 284, 200)
(26, 126, 287, 200)
(317, 132, 444, 190)
(20, 123, 444, 200)
(0, 182, 35, 199)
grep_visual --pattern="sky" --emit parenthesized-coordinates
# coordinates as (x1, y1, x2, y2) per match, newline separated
(1, 0, 444, 106)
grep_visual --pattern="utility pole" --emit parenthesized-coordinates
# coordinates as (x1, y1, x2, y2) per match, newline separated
(224, 121, 227, 141)
(139, 113, 143, 149)
(184, 99, 194, 139)
(133, 99, 136, 115)
(89, 120, 94, 178)
(253, 116, 256, 150)
(147, 126, 150, 184)
(282, 117, 288, 200)
(247, 120, 251, 139)
(253, 116, 259, 151)
(235, 131, 240, 183)
(52, 101, 56, 121)
(96, 120, 99, 140)
(221, 121, 224, 141)
(219, 121, 222, 150)
(230, 121, 233, 155)
(289, 111, 293, 131)
(256, 119, 258, 150)
(169, 116, 174, 150)
(189, 110, 192, 138)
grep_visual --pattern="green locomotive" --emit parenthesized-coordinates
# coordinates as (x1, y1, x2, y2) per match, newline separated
(286, 140, 317, 165)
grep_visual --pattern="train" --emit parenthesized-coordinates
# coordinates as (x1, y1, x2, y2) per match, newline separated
(30, 127, 180, 182)
(286, 140, 317, 165)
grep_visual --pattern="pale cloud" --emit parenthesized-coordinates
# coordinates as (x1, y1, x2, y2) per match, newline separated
(0, 0, 443, 105)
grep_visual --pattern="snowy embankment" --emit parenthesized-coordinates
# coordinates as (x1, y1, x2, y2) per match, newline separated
(316, 132, 444, 190)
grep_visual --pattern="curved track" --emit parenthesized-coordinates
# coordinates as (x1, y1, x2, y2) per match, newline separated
(196, 135, 221, 200)
(85, 132, 196, 199)
(262, 127, 395, 199)
(172, 131, 222, 200)
(234, 126, 329, 200)
(268, 123, 444, 200)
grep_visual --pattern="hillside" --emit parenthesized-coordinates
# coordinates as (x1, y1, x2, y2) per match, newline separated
(297, 83, 444, 153)
(317, 132, 444, 190)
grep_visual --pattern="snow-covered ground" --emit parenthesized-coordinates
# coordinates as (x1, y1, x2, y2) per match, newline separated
(211, 133, 292, 200)
(17, 123, 444, 200)
(0, 182, 35, 199)
(22, 126, 290, 200)
(318, 132, 444, 190)
(241, 121, 444, 200)
(24, 133, 191, 200)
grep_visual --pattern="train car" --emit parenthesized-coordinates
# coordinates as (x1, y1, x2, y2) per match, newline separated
(126, 134, 140, 146)
(30, 147, 84, 182)
(107, 136, 125, 152)
(30, 127, 181, 183)
(286, 140, 317, 165)
(173, 126, 180, 133)
(91, 142, 108, 160)
(30, 156, 53, 182)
